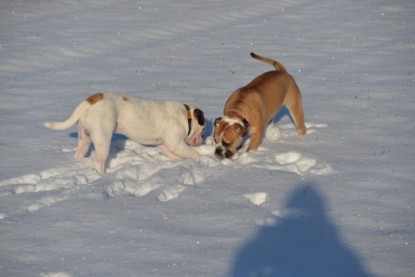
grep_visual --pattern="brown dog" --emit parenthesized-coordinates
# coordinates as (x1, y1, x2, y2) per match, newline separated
(213, 53, 306, 159)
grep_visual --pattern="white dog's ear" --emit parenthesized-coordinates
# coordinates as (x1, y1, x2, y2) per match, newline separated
(194, 109, 205, 126)
(214, 117, 222, 127)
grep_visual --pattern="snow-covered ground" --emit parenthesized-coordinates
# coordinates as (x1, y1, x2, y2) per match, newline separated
(1, 0, 414, 276)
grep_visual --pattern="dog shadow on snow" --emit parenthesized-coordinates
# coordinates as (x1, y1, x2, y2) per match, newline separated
(231, 183, 376, 277)
(274, 105, 291, 124)
(69, 132, 128, 161)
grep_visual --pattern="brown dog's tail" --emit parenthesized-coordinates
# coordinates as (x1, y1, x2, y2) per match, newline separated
(250, 52, 287, 73)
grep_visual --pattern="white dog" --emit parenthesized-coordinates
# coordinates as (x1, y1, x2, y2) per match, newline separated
(44, 93, 206, 174)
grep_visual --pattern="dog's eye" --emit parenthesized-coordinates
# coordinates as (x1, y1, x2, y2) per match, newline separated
(222, 141, 231, 148)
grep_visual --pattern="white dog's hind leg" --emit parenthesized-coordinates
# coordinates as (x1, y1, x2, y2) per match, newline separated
(92, 141, 110, 175)
(74, 124, 91, 160)
(89, 130, 112, 175)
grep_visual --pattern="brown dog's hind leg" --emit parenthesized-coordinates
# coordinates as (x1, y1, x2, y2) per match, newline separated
(289, 103, 306, 135)
(284, 86, 307, 135)
(287, 105, 306, 135)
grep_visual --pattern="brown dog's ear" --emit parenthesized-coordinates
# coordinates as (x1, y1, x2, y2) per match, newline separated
(193, 109, 205, 126)
(213, 118, 225, 143)
(214, 117, 222, 127)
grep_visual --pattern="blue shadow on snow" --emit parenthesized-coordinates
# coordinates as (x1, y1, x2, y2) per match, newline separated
(69, 132, 128, 159)
(231, 184, 375, 277)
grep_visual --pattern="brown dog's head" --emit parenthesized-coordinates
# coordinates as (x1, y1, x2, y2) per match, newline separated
(213, 117, 248, 159)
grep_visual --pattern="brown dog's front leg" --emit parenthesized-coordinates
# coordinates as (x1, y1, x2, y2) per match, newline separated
(247, 130, 263, 152)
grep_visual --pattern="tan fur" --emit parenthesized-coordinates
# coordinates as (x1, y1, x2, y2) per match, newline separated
(86, 93, 104, 105)
(214, 53, 306, 158)
(250, 52, 287, 73)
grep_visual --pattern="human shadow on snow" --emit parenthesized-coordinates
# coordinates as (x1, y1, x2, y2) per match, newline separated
(231, 183, 375, 277)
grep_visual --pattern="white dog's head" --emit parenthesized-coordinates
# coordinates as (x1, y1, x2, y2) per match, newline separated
(185, 107, 205, 146)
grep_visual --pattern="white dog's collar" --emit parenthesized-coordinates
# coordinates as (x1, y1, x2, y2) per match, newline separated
(184, 104, 193, 136)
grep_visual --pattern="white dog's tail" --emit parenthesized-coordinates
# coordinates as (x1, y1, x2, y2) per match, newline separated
(44, 101, 90, 130)
(250, 52, 287, 74)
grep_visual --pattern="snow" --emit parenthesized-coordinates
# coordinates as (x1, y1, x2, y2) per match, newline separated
(0, 0, 414, 276)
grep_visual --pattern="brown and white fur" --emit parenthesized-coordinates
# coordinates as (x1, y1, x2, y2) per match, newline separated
(214, 53, 306, 159)
(45, 93, 205, 174)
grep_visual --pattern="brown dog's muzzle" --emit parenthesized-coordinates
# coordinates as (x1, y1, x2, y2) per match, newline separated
(215, 144, 234, 159)
(214, 133, 243, 159)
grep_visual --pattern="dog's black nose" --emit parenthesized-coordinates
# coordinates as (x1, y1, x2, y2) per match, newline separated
(215, 147, 234, 159)
(225, 150, 233, 159)
(215, 147, 223, 157)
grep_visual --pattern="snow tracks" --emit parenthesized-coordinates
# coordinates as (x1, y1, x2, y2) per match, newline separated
(0, 124, 333, 220)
